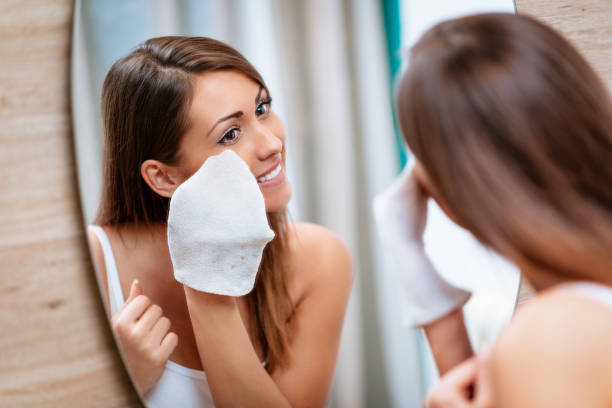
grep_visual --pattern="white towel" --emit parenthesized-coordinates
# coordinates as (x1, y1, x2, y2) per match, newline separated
(167, 150, 275, 296)
(373, 159, 471, 327)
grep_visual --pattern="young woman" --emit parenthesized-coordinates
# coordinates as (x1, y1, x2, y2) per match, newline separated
(87, 36, 353, 407)
(390, 12, 612, 407)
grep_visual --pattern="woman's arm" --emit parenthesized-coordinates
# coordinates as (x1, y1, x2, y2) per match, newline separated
(491, 291, 612, 407)
(184, 222, 353, 408)
(373, 159, 471, 372)
(424, 307, 473, 375)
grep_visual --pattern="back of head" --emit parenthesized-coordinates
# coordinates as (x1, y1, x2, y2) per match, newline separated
(396, 13, 612, 281)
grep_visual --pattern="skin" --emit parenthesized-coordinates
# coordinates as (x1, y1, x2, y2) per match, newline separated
(425, 352, 494, 408)
(423, 308, 473, 376)
(89, 69, 353, 406)
(491, 289, 612, 408)
(417, 162, 612, 407)
(87, 230, 178, 395)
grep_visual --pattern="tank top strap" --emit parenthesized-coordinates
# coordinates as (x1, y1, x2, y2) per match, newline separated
(88, 225, 126, 315)
(556, 281, 612, 310)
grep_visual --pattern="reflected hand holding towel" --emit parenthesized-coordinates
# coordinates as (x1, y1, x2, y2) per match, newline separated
(167, 150, 275, 296)
(373, 158, 471, 327)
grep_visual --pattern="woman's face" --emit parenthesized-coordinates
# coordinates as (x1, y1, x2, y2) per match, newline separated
(175, 69, 291, 212)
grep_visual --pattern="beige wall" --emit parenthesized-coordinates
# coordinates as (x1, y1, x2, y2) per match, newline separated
(0, 0, 609, 406)
(0, 1, 141, 407)
(516, 0, 612, 91)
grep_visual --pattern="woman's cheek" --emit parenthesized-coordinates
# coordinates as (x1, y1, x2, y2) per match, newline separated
(226, 145, 256, 171)
(270, 114, 287, 142)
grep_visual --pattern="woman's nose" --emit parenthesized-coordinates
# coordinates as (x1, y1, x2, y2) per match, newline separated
(254, 125, 283, 160)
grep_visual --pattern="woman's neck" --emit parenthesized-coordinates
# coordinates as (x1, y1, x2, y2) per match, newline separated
(115, 222, 184, 297)
(521, 257, 612, 293)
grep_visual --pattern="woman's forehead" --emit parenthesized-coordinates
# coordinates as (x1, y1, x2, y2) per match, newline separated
(189, 70, 263, 122)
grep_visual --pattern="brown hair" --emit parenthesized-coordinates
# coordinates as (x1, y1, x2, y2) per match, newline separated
(396, 13, 612, 283)
(97, 36, 293, 371)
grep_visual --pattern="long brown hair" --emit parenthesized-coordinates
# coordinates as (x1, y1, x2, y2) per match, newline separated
(396, 13, 612, 284)
(97, 36, 293, 371)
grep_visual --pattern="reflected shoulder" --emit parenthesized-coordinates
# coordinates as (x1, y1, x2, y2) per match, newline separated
(86, 225, 111, 309)
(287, 222, 353, 289)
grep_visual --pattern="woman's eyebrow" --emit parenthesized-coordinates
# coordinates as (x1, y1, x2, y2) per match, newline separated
(206, 86, 265, 137)
(207, 111, 244, 137)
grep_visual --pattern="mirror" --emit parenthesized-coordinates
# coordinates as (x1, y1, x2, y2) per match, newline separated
(72, 0, 519, 406)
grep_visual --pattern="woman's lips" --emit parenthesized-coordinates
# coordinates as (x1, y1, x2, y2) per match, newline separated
(256, 163, 285, 187)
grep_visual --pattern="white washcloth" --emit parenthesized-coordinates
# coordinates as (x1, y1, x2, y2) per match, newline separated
(167, 150, 275, 296)
(373, 159, 471, 327)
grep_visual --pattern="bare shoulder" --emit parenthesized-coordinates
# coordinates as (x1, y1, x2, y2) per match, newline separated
(491, 287, 612, 407)
(286, 222, 353, 299)
(86, 225, 111, 308)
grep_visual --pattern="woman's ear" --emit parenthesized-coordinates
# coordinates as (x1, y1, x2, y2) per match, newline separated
(140, 159, 182, 198)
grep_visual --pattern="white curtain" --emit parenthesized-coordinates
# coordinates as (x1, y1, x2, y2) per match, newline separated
(269, 1, 423, 406)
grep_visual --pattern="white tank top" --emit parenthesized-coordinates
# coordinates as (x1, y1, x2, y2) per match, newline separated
(555, 281, 612, 309)
(88, 225, 215, 408)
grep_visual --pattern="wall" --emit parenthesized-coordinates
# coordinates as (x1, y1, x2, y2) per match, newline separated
(517, 0, 612, 91)
(0, 1, 140, 406)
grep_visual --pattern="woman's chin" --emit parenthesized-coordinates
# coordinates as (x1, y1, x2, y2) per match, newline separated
(264, 184, 292, 213)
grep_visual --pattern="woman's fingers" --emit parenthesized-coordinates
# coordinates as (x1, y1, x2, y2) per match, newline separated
(444, 356, 478, 389)
(426, 357, 478, 408)
(473, 347, 495, 408)
(116, 294, 152, 325)
(126, 280, 142, 304)
(117, 280, 143, 316)
(109, 281, 175, 394)
(148, 316, 172, 346)
(160, 332, 179, 359)
(146, 318, 177, 365)
(135, 303, 164, 334)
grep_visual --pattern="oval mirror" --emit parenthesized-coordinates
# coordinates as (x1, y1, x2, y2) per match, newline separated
(71, 0, 519, 406)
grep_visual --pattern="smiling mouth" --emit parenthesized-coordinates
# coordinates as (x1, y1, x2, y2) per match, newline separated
(257, 163, 282, 183)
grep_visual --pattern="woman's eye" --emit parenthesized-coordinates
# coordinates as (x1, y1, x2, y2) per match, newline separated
(218, 127, 239, 145)
(256, 98, 272, 116)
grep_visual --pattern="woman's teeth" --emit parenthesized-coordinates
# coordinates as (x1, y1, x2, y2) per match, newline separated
(257, 164, 281, 183)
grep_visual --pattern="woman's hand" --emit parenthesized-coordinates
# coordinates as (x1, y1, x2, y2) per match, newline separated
(372, 159, 471, 327)
(111, 280, 179, 395)
(167, 150, 274, 296)
(425, 349, 494, 408)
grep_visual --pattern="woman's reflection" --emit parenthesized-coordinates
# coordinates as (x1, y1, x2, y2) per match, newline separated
(87, 37, 352, 407)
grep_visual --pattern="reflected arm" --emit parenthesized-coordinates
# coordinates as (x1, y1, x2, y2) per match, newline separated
(184, 291, 291, 407)
(184, 223, 353, 408)
(424, 306, 473, 375)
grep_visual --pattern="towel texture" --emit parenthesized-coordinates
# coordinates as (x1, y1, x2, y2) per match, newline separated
(373, 158, 471, 327)
(168, 150, 275, 296)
